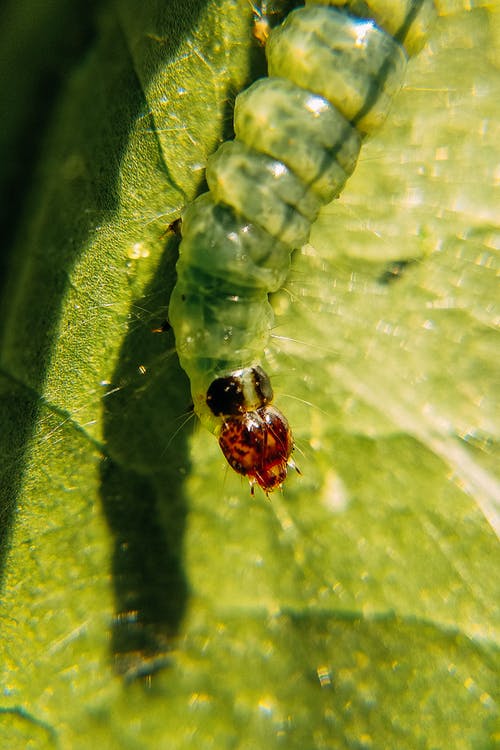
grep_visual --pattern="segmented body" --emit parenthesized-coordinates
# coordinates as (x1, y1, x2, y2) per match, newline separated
(168, 0, 436, 492)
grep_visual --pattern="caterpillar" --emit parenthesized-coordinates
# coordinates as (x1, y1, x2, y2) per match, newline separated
(168, 0, 436, 493)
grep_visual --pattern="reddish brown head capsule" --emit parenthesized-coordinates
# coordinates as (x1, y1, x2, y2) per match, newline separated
(218, 405, 293, 493)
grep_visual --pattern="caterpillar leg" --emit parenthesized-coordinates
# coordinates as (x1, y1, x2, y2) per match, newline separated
(249, 0, 272, 46)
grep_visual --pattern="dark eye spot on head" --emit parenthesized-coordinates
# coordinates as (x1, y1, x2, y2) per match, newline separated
(206, 376, 245, 416)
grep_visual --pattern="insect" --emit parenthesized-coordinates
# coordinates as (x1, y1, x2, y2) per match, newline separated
(168, 0, 436, 493)
(249, 0, 272, 45)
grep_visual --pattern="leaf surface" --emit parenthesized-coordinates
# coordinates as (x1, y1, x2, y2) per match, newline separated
(0, 2, 498, 748)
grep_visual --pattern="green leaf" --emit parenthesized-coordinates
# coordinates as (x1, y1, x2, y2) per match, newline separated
(0, 1, 498, 749)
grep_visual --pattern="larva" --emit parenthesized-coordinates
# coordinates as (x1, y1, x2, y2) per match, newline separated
(168, 0, 436, 493)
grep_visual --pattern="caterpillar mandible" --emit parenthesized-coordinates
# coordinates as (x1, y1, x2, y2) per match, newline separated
(168, 0, 436, 493)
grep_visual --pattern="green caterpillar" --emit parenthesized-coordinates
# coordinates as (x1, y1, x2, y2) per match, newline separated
(168, 0, 436, 492)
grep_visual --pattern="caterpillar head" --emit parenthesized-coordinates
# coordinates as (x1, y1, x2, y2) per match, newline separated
(206, 366, 294, 493)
